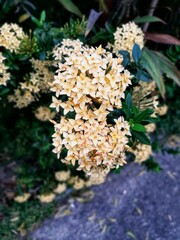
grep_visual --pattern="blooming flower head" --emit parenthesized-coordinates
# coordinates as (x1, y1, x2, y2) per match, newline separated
(51, 39, 132, 177)
(8, 58, 54, 108)
(0, 23, 25, 52)
(8, 89, 35, 108)
(132, 81, 158, 111)
(108, 22, 144, 58)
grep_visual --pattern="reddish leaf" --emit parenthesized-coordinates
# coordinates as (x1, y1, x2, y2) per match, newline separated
(145, 33, 180, 45)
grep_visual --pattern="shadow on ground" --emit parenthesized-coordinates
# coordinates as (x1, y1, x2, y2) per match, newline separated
(31, 152, 180, 240)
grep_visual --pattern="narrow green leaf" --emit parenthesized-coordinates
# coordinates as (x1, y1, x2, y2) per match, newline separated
(131, 123, 146, 132)
(142, 48, 165, 98)
(142, 48, 180, 96)
(97, 0, 108, 12)
(126, 93, 133, 109)
(155, 51, 180, 86)
(132, 131, 151, 145)
(129, 118, 134, 125)
(0, 88, 10, 96)
(133, 106, 138, 116)
(31, 16, 41, 27)
(57, 0, 83, 18)
(40, 10, 46, 24)
(18, 13, 30, 23)
(139, 71, 151, 82)
(134, 16, 165, 24)
(134, 109, 153, 123)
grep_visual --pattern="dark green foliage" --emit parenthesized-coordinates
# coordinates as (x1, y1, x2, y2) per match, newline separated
(132, 44, 141, 64)
(0, 200, 57, 240)
(133, 109, 154, 124)
(131, 131, 151, 145)
(142, 157, 162, 172)
(119, 50, 130, 67)
(131, 123, 146, 132)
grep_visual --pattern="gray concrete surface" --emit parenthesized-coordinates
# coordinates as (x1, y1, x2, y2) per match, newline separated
(31, 152, 180, 240)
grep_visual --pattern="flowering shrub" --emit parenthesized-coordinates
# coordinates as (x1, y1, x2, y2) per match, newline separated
(0, 19, 171, 203)
(50, 39, 162, 180)
(107, 22, 144, 58)
(0, 23, 25, 52)
(0, 3, 179, 238)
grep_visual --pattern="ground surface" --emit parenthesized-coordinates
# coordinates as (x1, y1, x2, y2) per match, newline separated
(31, 152, 180, 240)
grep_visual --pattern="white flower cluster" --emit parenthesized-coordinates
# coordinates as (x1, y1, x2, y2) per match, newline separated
(133, 81, 159, 111)
(108, 22, 144, 58)
(0, 52, 10, 86)
(129, 143, 152, 163)
(50, 39, 132, 177)
(34, 106, 55, 121)
(8, 59, 54, 108)
(0, 23, 25, 52)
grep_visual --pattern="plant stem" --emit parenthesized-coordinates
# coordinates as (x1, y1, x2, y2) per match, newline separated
(143, 0, 159, 32)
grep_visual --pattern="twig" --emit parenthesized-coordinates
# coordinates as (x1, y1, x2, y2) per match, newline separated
(143, 0, 159, 32)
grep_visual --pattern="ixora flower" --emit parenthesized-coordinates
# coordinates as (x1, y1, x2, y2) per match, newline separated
(14, 193, 31, 203)
(54, 183, 67, 194)
(50, 39, 132, 178)
(128, 143, 152, 163)
(34, 106, 55, 121)
(37, 193, 56, 203)
(156, 104, 168, 116)
(55, 170, 70, 182)
(0, 23, 25, 52)
(8, 58, 54, 108)
(107, 22, 144, 58)
(0, 52, 10, 86)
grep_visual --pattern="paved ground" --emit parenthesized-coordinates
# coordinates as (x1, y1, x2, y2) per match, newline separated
(31, 152, 180, 240)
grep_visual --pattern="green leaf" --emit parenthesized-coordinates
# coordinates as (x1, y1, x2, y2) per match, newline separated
(142, 48, 180, 96)
(31, 16, 41, 27)
(126, 93, 133, 109)
(142, 157, 162, 172)
(132, 131, 151, 145)
(134, 109, 153, 123)
(40, 10, 46, 24)
(122, 103, 132, 119)
(131, 123, 146, 132)
(155, 51, 180, 86)
(97, 0, 108, 12)
(139, 71, 151, 82)
(134, 16, 165, 24)
(57, 0, 83, 18)
(132, 44, 141, 63)
(142, 48, 165, 98)
(0, 88, 10, 96)
(133, 106, 138, 116)
(119, 50, 130, 67)
(129, 118, 134, 125)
